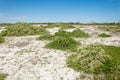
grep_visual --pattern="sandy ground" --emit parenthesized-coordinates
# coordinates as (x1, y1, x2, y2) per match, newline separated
(0, 25, 120, 80)
(0, 36, 81, 80)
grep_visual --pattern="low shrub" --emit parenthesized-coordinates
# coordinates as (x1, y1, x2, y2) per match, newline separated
(98, 33, 111, 37)
(71, 29, 90, 38)
(0, 35, 4, 43)
(1, 23, 49, 36)
(45, 37, 79, 51)
(0, 73, 7, 80)
(55, 29, 71, 37)
(67, 43, 119, 79)
(37, 34, 54, 40)
(101, 45, 120, 64)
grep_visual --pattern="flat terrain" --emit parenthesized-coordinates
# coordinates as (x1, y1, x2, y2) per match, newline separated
(0, 25, 120, 80)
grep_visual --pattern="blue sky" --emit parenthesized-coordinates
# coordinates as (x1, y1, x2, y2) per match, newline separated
(0, 0, 120, 23)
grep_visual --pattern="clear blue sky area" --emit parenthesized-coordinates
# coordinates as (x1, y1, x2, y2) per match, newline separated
(0, 0, 120, 23)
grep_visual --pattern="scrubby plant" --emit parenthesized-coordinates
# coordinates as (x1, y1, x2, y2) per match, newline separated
(99, 25, 120, 32)
(67, 43, 119, 79)
(98, 33, 111, 37)
(37, 34, 54, 40)
(45, 37, 79, 51)
(55, 29, 71, 37)
(67, 43, 110, 73)
(71, 29, 90, 38)
(0, 73, 7, 80)
(0, 35, 4, 43)
(101, 45, 120, 64)
(1, 23, 49, 36)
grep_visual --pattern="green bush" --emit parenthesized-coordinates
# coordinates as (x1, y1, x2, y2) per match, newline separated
(71, 29, 90, 38)
(37, 34, 54, 40)
(0, 73, 7, 80)
(98, 33, 111, 37)
(67, 43, 120, 79)
(0, 35, 4, 43)
(67, 43, 111, 73)
(45, 37, 79, 51)
(1, 23, 49, 36)
(55, 29, 71, 37)
(101, 45, 120, 64)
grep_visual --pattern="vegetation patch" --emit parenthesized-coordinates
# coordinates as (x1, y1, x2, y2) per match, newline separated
(1, 23, 49, 36)
(67, 43, 120, 79)
(45, 37, 79, 51)
(0, 73, 7, 80)
(101, 45, 120, 64)
(37, 34, 54, 40)
(0, 35, 4, 43)
(98, 33, 111, 37)
(99, 25, 120, 32)
(55, 29, 71, 37)
(71, 29, 90, 38)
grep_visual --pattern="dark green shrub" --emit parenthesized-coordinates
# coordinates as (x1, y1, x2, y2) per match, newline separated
(67, 43, 119, 79)
(55, 29, 71, 37)
(45, 37, 79, 51)
(0, 73, 7, 80)
(0, 35, 4, 43)
(98, 33, 111, 37)
(71, 29, 90, 38)
(1, 23, 49, 36)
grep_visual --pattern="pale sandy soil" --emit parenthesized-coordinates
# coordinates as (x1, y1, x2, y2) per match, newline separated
(0, 26, 120, 80)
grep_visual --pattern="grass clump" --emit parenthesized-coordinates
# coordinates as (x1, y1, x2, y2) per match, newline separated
(1, 23, 49, 36)
(37, 34, 54, 40)
(71, 29, 90, 38)
(98, 33, 111, 37)
(0, 73, 7, 80)
(67, 43, 120, 79)
(45, 37, 79, 51)
(101, 45, 120, 64)
(55, 29, 71, 37)
(99, 25, 120, 32)
(0, 35, 4, 43)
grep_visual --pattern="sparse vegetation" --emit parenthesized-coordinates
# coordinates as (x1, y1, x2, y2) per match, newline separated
(99, 25, 120, 32)
(98, 33, 111, 37)
(0, 35, 4, 43)
(0, 73, 7, 80)
(67, 43, 120, 79)
(37, 34, 54, 40)
(1, 23, 49, 36)
(71, 28, 90, 38)
(45, 37, 79, 51)
(55, 29, 71, 37)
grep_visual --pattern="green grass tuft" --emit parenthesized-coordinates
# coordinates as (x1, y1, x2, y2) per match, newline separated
(0, 35, 4, 43)
(1, 23, 49, 36)
(98, 33, 111, 37)
(0, 73, 7, 80)
(55, 29, 71, 37)
(71, 29, 90, 38)
(67, 43, 120, 79)
(45, 37, 79, 51)
(37, 34, 54, 40)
